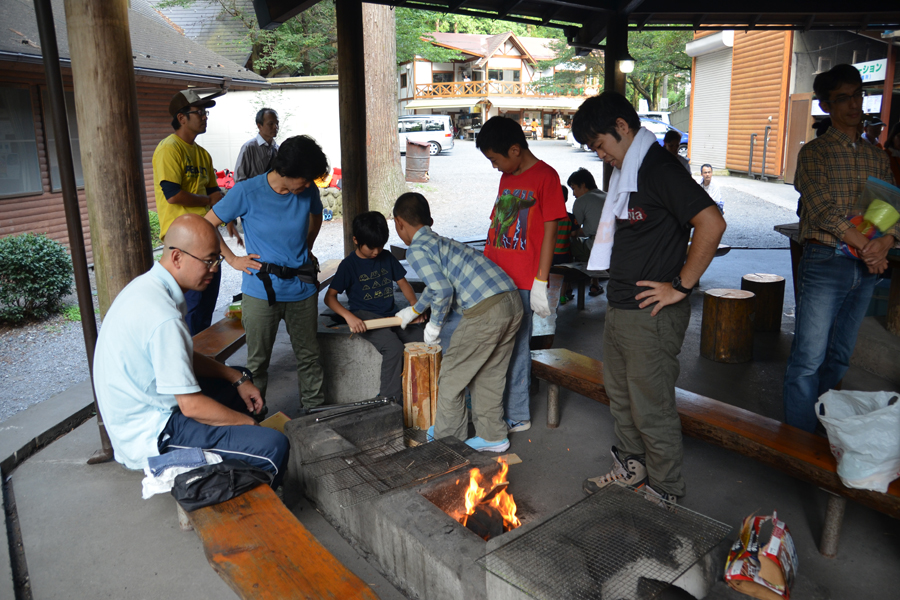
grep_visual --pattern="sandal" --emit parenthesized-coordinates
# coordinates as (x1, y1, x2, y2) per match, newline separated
(589, 284, 603, 297)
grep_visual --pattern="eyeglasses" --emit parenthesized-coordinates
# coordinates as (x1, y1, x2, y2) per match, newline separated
(826, 89, 865, 106)
(182, 108, 208, 117)
(168, 247, 223, 269)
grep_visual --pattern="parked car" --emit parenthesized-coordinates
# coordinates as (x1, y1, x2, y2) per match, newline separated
(641, 117, 688, 158)
(399, 115, 455, 155)
(566, 130, 590, 152)
(638, 111, 671, 125)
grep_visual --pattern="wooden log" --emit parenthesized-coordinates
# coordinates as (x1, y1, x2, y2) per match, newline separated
(700, 289, 756, 363)
(741, 273, 786, 332)
(402, 342, 442, 429)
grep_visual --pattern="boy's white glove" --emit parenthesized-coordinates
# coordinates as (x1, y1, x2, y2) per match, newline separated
(396, 306, 419, 330)
(531, 278, 551, 318)
(423, 322, 441, 344)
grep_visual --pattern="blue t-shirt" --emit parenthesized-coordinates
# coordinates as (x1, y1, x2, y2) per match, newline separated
(330, 251, 407, 318)
(213, 173, 323, 303)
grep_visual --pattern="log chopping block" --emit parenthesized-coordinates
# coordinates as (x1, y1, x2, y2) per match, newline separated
(402, 342, 442, 429)
(741, 273, 785, 332)
(701, 289, 755, 363)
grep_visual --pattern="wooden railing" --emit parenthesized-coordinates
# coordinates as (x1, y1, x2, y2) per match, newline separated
(414, 81, 590, 98)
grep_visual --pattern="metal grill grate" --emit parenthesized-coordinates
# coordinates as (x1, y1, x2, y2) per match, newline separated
(303, 429, 469, 507)
(477, 483, 732, 600)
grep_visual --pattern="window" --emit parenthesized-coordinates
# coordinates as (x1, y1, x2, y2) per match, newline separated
(488, 69, 501, 81)
(42, 90, 84, 192)
(0, 87, 42, 197)
(487, 69, 522, 82)
(404, 121, 424, 133)
(425, 120, 444, 132)
(472, 71, 484, 81)
(433, 72, 453, 83)
(400, 73, 408, 88)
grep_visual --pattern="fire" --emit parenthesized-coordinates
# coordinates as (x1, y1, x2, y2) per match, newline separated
(459, 459, 520, 532)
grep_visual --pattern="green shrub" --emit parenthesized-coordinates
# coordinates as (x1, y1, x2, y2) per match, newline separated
(0, 233, 73, 324)
(148, 210, 162, 249)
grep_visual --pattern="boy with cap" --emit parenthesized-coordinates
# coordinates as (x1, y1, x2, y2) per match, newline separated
(152, 88, 227, 335)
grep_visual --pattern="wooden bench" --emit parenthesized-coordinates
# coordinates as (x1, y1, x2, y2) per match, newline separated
(180, 484, 379, 599)
(192, 259, 341, 363)
(531, 347, 900, 556)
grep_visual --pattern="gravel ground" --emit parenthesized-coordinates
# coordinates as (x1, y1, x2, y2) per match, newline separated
(0, 138, 800, 423)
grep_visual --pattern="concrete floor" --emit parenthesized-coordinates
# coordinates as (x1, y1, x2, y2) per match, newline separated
(4, 245, 900, 598)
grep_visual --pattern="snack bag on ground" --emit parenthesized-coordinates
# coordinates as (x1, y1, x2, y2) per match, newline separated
(724, 512, 798, 600)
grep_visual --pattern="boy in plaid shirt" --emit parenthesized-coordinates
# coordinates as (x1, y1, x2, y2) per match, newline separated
(393, 193, 523, 452)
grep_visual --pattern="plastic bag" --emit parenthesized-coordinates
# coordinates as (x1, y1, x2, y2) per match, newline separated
(815, 390, 900, 492)
(839, 177, 900, 259)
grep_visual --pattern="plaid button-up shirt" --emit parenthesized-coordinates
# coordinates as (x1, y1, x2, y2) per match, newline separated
(234, 135, 279, 182)
(796, 126, 896, 246)
(407, 226, 516, 327)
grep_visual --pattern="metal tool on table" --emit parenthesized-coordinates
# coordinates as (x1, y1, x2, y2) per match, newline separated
(306, 397, 397, 422)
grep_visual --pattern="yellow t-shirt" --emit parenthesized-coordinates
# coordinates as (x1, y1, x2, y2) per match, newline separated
(152, 134, 216, 239)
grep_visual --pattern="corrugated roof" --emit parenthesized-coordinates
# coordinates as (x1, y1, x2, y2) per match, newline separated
(148, 0, 253, 67)
(0, 0, 265, 85)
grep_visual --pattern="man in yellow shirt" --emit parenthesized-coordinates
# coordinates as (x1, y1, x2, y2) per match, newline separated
(152, 88, 226, 334)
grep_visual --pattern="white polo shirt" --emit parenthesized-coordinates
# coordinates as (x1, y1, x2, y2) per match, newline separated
(93, 263, 201, 470)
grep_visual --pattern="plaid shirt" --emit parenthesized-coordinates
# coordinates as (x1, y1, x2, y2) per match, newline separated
(796, 127, 896, 246)
(407, 226, 516, 327)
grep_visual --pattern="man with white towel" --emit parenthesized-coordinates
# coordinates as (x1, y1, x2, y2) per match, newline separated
(571, 92, 726, 507)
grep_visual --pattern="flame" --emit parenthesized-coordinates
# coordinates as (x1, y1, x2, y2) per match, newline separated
(459, 459, 520, 531)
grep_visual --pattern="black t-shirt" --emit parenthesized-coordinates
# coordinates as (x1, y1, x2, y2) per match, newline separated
(607, 144, 716, 309)
(330, 251, 408, 317)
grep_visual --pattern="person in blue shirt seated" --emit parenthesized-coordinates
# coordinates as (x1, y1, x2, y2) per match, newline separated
(325, 211, 425, 400)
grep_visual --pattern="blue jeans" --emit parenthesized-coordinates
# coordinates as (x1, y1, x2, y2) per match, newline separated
(157, 367, 290, 487)
(503, 290, 533, 422)
(783, 244, 876, 432)
(183, 268, 221, 336)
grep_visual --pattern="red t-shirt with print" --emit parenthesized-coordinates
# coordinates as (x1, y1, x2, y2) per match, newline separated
(484, 160, 567, 289)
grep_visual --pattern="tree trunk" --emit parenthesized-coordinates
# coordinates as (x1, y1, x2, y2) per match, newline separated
(362, 3, 407, 216)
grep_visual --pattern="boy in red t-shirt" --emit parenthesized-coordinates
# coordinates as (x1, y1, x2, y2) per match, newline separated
(477, 116, 567, 432)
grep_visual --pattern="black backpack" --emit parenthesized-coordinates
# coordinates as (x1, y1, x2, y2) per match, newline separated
(171, 459, 273, 511)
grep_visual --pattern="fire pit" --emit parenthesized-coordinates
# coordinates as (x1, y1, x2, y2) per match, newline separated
(285, 404, 730, 600)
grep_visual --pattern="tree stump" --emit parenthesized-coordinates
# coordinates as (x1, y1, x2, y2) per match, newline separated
(741, 273, 785, 332)
(701, 289, 755, 363)
(402, 342, 442, 429)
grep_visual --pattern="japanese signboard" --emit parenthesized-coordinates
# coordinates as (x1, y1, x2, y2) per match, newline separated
(854, 59, 888, 83)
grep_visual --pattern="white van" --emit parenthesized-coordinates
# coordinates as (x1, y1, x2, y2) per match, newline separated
(399, 115, 455, 156)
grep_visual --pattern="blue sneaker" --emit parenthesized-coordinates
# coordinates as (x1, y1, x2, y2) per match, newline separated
(426, 426, 435, 441)
(465, 437, 510, 453)
(504, 417, 531, 432)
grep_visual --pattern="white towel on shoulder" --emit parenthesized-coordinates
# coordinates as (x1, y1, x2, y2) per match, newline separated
(587, 127, 659, 271)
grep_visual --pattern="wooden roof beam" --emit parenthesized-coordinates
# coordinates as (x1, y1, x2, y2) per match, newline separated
(448, 0, 469, 10)
(541, 6, 565, 26)
(498, 0, 526, 19)
(635, 12, 654, 30)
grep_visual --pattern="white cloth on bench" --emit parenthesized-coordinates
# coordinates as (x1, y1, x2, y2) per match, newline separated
(141, 451, 222, 499)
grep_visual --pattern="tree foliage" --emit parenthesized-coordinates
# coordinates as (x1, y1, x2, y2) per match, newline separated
(0, 233, 73, 324)
(157, 0, 337, 77)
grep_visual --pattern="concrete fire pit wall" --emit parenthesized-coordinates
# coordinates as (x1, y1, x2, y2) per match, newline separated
(284, 405, 510, 600)
(316, 322, 382, 403)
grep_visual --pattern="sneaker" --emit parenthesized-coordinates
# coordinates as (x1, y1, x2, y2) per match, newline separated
(465, 436, 510, 453)
(642, 485, 678, 511)
(504, 418, 531, 432)
(583, 446, 648, 495)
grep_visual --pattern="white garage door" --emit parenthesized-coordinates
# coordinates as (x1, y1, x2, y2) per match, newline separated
(691, 49, 733, 170)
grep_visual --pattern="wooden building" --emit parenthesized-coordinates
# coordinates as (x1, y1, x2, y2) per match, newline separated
(0, 0, 266, 260)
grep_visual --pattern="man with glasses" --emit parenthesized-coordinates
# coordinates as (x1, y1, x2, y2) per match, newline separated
(93, 214, 290, 486)
(152, 88, 227, 335)
(784, 64, 897, 433)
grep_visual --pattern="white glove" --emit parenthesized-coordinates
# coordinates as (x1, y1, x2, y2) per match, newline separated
(530, 278, 551, 318)
(423, 321, 441, 344)
(395, 306, 419, 330)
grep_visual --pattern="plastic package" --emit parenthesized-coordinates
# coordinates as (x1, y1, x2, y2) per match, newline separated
(815, 390, 900, 492)
(840, 177, 900, 259)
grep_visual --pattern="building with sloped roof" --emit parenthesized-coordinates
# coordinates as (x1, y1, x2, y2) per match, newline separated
(0, 0, 266, 259)
(399, 31, 592, 139)
(148, 0, 254, 68)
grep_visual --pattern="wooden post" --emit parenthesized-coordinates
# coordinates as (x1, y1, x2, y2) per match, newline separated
(63, 0, 153, 316)
(887, 257, 900, 336)
(335, 0, 369, 255)
(602, 14, 628, 192)
(700, 289, 756, 363)
(547, 383, 560, 429)
(402, 342, 442, 429)
(741, 273, 786, 332)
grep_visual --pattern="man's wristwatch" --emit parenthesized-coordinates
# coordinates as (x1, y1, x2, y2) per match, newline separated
(672, 275, 693, 295)
(232, 373, 252, 388)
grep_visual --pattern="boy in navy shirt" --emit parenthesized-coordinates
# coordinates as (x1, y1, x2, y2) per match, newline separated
(325, 212, 424, 400)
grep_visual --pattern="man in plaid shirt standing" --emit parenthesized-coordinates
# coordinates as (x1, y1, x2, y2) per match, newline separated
(784, 64, 897, 433)
(393, 192, 524, 453)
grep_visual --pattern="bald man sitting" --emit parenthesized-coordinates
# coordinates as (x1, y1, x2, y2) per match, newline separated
(93, 214, 289, 486)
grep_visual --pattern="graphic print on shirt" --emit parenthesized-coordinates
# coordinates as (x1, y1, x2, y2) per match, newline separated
(489, 190, 537, 249)
(360, 268, 393, 301)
